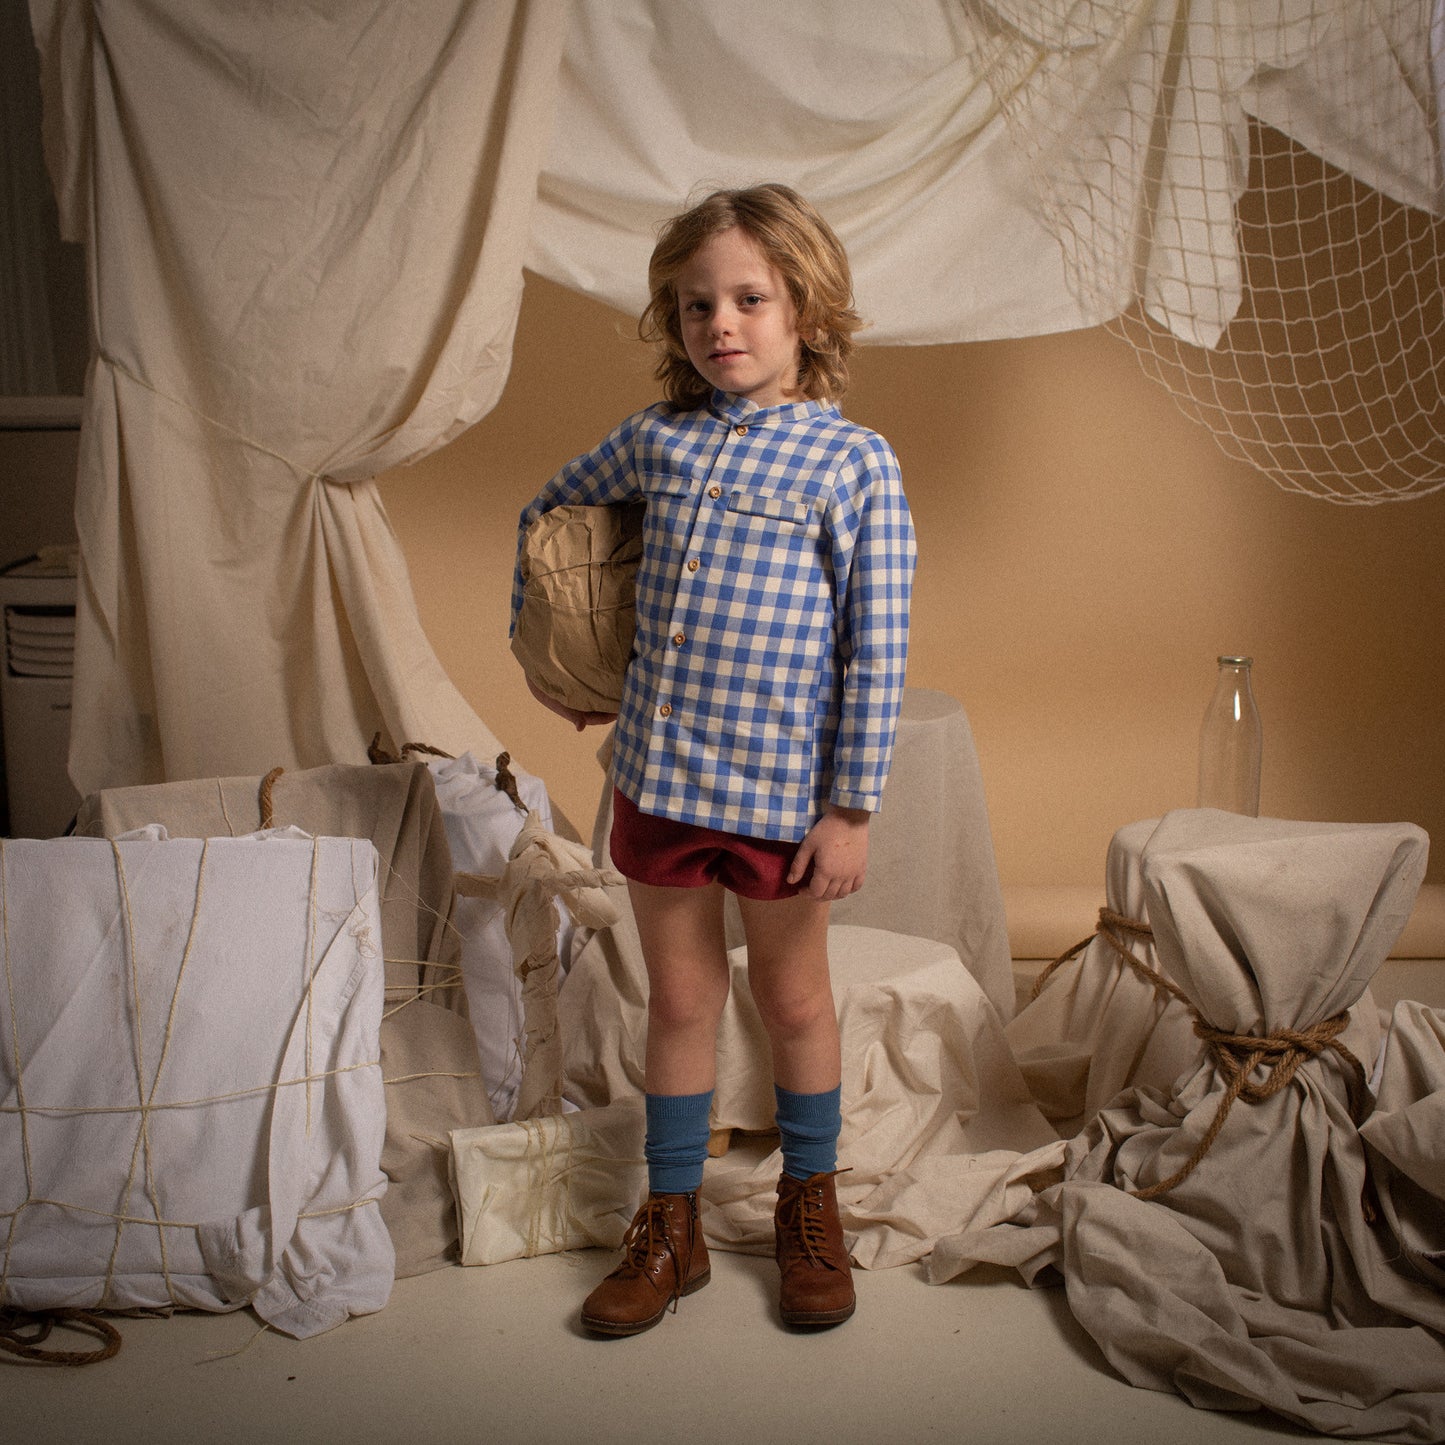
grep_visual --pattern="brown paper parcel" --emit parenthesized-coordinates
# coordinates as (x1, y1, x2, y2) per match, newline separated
(511, 502, 644, 715)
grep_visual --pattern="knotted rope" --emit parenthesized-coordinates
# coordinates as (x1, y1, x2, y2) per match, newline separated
(365, 735, 525, 815)
(1035, 907, 1370, 1204)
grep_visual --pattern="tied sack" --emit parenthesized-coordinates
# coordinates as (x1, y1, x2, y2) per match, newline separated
(512, 502, 644, 714)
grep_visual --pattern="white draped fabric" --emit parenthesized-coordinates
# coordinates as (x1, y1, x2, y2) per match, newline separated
(530, 1, 1442, 350)
(529, 0, 1088, 344)
(29, 0, 565, 792)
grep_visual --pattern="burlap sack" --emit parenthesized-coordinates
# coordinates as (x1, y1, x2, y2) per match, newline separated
(511, 501, 644, 714)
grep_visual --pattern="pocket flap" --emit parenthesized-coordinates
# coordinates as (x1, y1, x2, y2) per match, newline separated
(726, 491, 811, 524)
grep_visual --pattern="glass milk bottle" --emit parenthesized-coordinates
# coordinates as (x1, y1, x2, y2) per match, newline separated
(1197, 655, 1262, 815)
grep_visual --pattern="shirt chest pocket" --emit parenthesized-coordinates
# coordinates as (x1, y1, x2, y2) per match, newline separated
(725, 491, 816, 532)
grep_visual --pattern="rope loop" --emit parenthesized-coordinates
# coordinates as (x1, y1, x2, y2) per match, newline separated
(1031, 906, 1371, 1205)
(0, 1307, 123, 1366)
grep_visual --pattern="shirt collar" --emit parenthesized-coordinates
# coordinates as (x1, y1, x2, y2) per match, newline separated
(707, 388, 834, 426)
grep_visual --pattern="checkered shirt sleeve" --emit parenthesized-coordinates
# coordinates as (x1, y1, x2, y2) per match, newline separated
(512, 394, 916, 842)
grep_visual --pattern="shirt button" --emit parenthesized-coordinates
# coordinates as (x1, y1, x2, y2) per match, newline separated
(708, 485, 722, 499)
(735, 424, 748, 436)
(673, 632, 686, 646)
(658, 702, 672, 718)
(686, 558, 700, 572)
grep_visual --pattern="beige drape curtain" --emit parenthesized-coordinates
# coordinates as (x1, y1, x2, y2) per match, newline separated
(29, 0, 567, 792)
(529, 1, 1441, 349)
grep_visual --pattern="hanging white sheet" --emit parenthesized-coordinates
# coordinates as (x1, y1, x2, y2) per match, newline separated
(529, 0, 1089, 343)
(27, 0, 565, 793)
(531, 1, 1442, 350)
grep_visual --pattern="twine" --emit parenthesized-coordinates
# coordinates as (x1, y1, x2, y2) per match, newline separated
(1034, 907, 1370, 1203)
(493, 753, 527, 815)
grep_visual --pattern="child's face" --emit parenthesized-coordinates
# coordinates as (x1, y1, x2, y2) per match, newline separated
(674, 227, 804, 409)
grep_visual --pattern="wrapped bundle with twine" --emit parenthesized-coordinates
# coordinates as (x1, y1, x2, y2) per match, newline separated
(511, 501, 644, 715)
(932, 809, 1445, 1441)
(456, 812, 623, 1121)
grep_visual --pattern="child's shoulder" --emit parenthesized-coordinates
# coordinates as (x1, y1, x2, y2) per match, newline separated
(805, 407, 900, 471)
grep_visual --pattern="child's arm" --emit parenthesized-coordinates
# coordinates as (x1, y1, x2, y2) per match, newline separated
(827, 436, 916, 814)
(792, 434, 915, 898)
(786, 805, 871, 900)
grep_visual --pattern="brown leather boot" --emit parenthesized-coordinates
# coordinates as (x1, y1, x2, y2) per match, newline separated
(774, 1170, 855, 1327)
(580, 1190, 710, 1336)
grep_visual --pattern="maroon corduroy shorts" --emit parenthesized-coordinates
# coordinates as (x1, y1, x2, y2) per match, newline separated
(609, 788, 803, 901)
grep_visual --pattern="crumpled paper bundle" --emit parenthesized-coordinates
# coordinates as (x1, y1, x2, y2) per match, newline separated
(511, 501, 644, 715)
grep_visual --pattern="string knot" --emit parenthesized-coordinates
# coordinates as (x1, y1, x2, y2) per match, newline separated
(1034, 907, 1372, 1205)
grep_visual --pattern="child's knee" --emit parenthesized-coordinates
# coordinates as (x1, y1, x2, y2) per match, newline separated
(647, 973, 730, 1035)
(751, 978, 834, 1042)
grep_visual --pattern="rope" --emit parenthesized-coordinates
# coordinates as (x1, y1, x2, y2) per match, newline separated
(258, 767, 284, 829)
(493, 752, 527, 815)
(366, 732, 455, 766)
(1034, 906, 1370, 1204)
(0, 1307, 122, 1367)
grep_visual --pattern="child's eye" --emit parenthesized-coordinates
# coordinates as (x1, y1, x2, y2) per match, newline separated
(740, 294, 764, 307)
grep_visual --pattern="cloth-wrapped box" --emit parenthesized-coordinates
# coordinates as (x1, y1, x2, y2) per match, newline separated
(0, 829, 394, 1337)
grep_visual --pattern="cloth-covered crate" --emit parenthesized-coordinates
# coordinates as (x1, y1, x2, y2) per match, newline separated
(0, 829, 394, 1337)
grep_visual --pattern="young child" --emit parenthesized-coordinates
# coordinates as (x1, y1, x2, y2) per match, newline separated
(511, 183, 915, 1334)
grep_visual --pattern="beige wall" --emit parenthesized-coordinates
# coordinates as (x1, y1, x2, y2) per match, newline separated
(379, 272, 1445, 889)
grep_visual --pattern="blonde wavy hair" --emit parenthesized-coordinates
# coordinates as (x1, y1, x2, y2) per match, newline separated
(639, 184, 862, 411)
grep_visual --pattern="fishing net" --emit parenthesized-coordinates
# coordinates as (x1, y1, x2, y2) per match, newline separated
(968, 0, 1445, 504)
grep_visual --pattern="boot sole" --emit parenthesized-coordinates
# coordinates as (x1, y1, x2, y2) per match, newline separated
(580, 1266, 711, 1337)
(780, 1296, 856, 1328)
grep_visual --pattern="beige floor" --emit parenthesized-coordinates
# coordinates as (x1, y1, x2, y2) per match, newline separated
(7, 1251, 1323, 1445)
(10, 960, 1440, 1445)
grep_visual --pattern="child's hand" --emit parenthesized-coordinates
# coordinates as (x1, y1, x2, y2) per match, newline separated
(787, 806, 871, 900)
(526, 677, 618, 731)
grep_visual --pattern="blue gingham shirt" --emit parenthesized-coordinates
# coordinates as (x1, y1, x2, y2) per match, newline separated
(512, 390, 916, 842)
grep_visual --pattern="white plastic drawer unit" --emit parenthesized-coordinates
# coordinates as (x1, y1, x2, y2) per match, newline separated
(0, 563, 79, 837)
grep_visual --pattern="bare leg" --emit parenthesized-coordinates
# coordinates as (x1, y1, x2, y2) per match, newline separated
(627, 879, 732, 1096)
(736, 892, 839, 1093)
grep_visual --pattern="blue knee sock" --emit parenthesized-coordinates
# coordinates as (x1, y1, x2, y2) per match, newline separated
(645, 1090, 713, 1194)
(774, 1083, 842, 1181)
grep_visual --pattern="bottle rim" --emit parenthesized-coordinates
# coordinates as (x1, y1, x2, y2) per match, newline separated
(1218, 655, 1253, 666)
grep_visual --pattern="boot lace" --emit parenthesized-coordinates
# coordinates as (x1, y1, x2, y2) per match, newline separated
(616, 1195, 692, 1307)
(778, 1173, 844, 1271)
